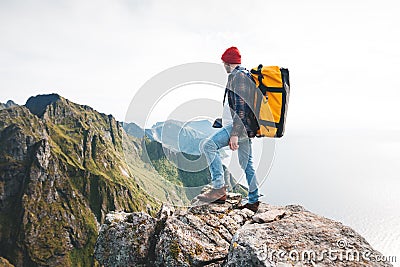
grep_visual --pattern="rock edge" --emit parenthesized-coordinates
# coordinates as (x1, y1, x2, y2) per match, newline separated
(94, 194, 393, 267)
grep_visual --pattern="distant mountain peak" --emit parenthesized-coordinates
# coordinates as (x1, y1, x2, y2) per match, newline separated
(25, 93, 62, 117)
(0, 99, 18, 110)
(5, 100, 17, 106)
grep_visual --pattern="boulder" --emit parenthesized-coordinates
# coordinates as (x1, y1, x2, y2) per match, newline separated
(226, 204, 393, 267)
(94, 211, 157, 267)
(154, 196, 250, 266)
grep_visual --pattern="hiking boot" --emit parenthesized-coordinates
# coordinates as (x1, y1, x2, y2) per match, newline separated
(197, 186, 227, 204)
(237, 201, 260, 212)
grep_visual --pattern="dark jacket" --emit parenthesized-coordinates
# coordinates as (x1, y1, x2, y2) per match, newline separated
(223, 66, 259, 138)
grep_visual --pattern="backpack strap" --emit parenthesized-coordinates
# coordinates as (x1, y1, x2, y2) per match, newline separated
(250, 64, 269, 96)
(223, 87, 228, 105)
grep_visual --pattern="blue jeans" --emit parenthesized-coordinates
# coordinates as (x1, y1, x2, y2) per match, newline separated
(201, 123, 259, 204)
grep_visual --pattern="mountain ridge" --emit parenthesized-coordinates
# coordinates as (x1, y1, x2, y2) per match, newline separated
(0, 94, 177, 266)
(0, 93, 244, 266)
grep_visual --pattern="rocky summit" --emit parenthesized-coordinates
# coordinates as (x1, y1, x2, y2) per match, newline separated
(95, 194, 392, 267)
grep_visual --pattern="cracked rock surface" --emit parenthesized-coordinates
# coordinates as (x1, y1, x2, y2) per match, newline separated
(94, 194, 392, 267)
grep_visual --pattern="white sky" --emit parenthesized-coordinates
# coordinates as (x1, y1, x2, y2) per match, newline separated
(1, 0, 400, 132)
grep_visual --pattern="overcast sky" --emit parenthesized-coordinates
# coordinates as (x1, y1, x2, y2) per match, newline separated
(1, 0, 400, 133)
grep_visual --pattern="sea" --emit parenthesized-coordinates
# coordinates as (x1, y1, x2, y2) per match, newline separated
(243, 131, 400, 265)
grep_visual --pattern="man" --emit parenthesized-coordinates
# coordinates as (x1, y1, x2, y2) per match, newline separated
(197, 47, 260, 212)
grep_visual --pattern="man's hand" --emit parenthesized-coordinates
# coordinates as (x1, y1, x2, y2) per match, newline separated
(229, 135, 239, 151)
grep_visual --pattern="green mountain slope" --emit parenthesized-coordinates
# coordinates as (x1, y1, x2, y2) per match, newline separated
(0, 94, 185, 266)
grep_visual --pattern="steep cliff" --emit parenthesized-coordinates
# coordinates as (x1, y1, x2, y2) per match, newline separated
(95, 195, 393, 267)
(0, 94, 180, 266)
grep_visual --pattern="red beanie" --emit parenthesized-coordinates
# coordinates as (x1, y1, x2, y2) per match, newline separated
(221, 46, 241, 64)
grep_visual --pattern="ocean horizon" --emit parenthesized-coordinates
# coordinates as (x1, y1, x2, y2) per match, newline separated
(255, 132, 400, 265)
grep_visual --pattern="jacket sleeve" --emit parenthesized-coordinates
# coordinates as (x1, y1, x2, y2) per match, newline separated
(230, 72, 248, 137)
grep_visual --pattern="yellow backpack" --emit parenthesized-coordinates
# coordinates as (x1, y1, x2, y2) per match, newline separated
(250, 65, 290, 138)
